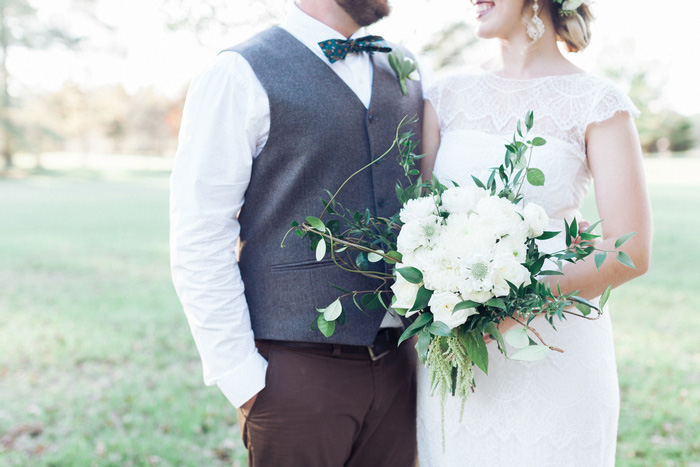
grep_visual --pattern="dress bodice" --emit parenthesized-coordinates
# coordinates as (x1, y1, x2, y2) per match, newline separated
(428, 72, 638, 246)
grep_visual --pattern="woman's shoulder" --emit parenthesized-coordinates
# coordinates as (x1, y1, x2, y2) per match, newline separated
(425, 68, 486, 105)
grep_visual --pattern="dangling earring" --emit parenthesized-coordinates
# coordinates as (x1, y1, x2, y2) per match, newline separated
(527, 0, 545, 42)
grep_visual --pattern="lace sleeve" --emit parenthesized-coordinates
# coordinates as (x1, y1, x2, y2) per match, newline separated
(586, 82, 640, 127)
(425, 80, 442, 116)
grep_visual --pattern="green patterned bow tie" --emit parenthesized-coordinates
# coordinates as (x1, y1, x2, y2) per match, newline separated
(318, 35, 392, 64)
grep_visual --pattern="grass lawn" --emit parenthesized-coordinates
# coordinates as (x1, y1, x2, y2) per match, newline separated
(0, 167, 698, 465)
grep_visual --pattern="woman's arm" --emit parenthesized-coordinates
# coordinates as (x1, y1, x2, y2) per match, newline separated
(420, 100, 440, 179)
(545, 111, 653, 300)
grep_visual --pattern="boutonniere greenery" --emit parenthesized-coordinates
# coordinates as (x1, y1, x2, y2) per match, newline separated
(388, 49, 419, 96)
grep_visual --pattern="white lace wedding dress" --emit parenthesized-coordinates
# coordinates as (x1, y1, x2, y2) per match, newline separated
(416, 71, 638, 466)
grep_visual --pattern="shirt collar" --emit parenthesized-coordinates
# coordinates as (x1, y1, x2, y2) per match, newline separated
(282, 2, 369, 51)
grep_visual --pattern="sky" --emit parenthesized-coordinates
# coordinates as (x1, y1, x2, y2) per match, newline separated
(14, 0, 700, 116)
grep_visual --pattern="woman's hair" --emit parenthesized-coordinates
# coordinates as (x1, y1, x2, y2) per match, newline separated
(524, 0, 594, 52)
(553, 3, 594, 52)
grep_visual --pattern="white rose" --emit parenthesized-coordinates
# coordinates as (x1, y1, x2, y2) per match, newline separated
(476, 196, 523, 237)
(400, 197, 438, 224)
(523, 203, 549, 238)
(391, 274, 422, 310)
(441, 186, 488, 215)
(491, 255, 532, 296)
(429, 291, 478, 329)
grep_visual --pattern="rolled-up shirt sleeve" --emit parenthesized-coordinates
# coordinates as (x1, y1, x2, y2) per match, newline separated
(169, 51, 269, 408)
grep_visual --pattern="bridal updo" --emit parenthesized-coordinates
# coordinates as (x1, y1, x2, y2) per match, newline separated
(552, 2, 594, 52)
(524, 0, 594, 52)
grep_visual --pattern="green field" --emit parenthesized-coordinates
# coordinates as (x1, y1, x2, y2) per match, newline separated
(0, 169, 698, 465)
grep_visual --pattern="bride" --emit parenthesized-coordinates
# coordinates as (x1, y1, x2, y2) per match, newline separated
(416, 0, 653, 465)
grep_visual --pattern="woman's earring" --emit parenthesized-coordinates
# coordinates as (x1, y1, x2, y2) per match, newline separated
(527, 0, 545, 42)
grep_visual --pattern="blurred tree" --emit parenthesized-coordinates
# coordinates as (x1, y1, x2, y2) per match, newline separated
(162, 0, 285, 44)
(600, 40, 697, 154)
(0, 0, 103, 168)
(420, 21, 478, 71)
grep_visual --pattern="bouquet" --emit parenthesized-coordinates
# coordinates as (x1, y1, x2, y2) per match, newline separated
(284, 112, 635, 411)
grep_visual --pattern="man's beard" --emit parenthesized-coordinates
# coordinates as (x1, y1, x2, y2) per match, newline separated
(335, 0, 391, 27)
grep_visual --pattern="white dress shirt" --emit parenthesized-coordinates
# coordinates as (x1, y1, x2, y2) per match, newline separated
(170, 3, 430, 408)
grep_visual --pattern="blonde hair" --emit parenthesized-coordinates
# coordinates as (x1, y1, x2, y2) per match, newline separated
(554, 4, 594, 52)
(524, 0, 594, 52)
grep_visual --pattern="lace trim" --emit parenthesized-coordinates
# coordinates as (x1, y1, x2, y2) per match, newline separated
(426, 72, 639, 155)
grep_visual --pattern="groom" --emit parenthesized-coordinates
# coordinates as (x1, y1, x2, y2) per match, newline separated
(170, 0, 425, 465)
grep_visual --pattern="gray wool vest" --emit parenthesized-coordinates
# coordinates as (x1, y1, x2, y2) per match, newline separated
(226, 27, 423, 345)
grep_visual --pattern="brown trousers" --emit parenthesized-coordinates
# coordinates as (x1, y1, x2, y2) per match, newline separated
(237, 339, 417, 467)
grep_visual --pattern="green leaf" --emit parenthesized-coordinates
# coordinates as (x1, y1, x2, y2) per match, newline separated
(569, 217, 578, 238)
(367, 250, 384, 263)
(485, 298, 506, 310)
(317, 315, 336, 337)
(483, 322, 506, 356)
(617, 251, 636, 269)
(471, 175, 486, 189)
(531, 137, 547, 146)
(584, 219, 603, 233)
(595, 251, 607, 271)
(600, 284, 612, 308)
(396, 266, 423, 284)
(415, 331, 431, 363)
(453, 300, 481, 312)
(355, 252, 369, 271)
(526, 111, 534, 130)
(574, 302, 591, 316)
(398, 313, 433, 346)
(526, 168, 545, 186)
(615, 232, 637, 249)
(536, 231, 560, 240)
(305, 216, 326, 232)
(361, 293, 382, 311)
(315, 239, 326, 261)
(509, 345, 550, 361)
(428, 321, 454, 337)
(385, 251, 402, 264)
(462, 329, 489, 375)
(505, 327, 529, 349)
(409, 286, 433, 312)
(322, 299, 343, 321)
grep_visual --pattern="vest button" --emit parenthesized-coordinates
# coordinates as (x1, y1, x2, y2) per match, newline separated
(368, 113, 376, 123)
(378, 198, 386, 208)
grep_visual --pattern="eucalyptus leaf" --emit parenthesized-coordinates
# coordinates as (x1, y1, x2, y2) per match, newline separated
(306, 216, 326, 232)
(531, 137, 547, 146)
(536, 230, 560, 240)
(526, 168, 545, 186)
(505, 327, 529, 349)
(317, 315, 336, 337)
(574, 302, 591, 316)
(509, 345, 550, 361)
(323, 299, 343, 321)
(485, 298, 506, 310)
(367, 250, 385, 263)
(315, 239, 326, 261)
